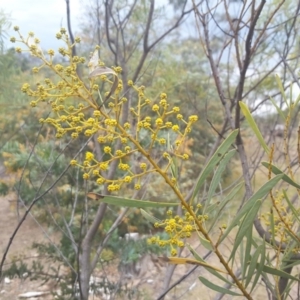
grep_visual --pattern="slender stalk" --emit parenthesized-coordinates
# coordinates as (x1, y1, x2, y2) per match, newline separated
(117, 123, 253, 299)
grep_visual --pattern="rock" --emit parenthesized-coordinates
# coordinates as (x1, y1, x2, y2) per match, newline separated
(18, 291, 50, 298)
(147, 279, 154, 284)
(189, 281, 196, 291)
(4, 277, 10, 284)
(125, 232, 139, 241)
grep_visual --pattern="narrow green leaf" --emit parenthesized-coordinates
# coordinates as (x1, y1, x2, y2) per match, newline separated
(275, 74, 288, 107)
(88, 193, 178, 208)
(205, 202, 220, 215)
(294, 92, 300, 107)
(284, 276, 294, 299)
(289, 84, 293, 108)
(191, 129, 239, 202)
(229, 200, 262, 262)
(170, 157, 178, 181)
(260, 272, 275, 295)
(283, 227, 300, 244)
(140, 209, 161, 224)
(239, 102, 270, 154)
(199, 276, 242, 296)
(187, 244, 231, 284)
(208, 181, 244, 233)
(204, 149, 236, 213)
(221, 175, 283, 242)
(163, 257, 226, 273)
(281, 258, 300, 269)
(282, 190, 300, 223)
(262, 265, 300, 281)
(251, 236, 258, 249)
(261, 162, 300, 189)
(245, 245, 263, 288)
(269, 209, 276, 246)
(251, 240, 266, 293)
(240, 238, 245, 275)
(197, 232, 214, 251)
(282, 239, 299, 261)
(242, 229, 253, 283)
(269, 96, 285, 120)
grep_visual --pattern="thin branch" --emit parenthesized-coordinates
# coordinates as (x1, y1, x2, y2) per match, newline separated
(143, 0, 155, 53)
(104, 0, 117, 56)
(194, 5, 235, 129)
(65, 0, 76, 57)
(132, 0, 194, 82)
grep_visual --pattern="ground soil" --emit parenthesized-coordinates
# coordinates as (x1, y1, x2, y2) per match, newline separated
(0, 188, 270, 300)
(0, 191, 54, 299)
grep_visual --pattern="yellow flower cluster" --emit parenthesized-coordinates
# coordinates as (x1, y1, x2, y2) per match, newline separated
(70, 151, 152, 191)
(147, 204, 207, 256)
(261, 191, 295, 246)
(13, 27, 199, 193)
(70, 86, 198, 190)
